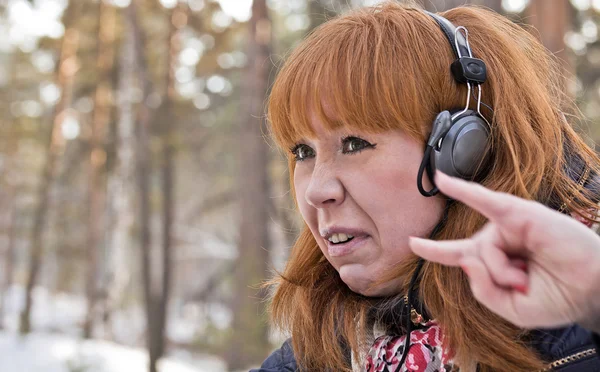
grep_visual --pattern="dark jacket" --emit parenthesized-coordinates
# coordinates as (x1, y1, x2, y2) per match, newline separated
(529, 326, 599, 371)
(250, 326, 599, 371)
(250, 338, 297, 372)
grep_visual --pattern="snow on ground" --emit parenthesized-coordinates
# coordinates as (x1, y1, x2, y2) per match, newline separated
(2, 285, 226, 347)
(0, 285, 227, 371)
(0, 331, 226, 372)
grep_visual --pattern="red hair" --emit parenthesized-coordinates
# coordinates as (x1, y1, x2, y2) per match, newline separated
(266, 2, 600, 370)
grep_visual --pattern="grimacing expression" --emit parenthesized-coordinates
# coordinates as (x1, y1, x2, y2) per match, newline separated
(292, 111, 445, 296)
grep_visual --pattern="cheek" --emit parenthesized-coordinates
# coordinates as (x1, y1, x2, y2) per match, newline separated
(293, 169, 312, 222)
(293, 170, 331, 260)
(362, 155, 444, 246)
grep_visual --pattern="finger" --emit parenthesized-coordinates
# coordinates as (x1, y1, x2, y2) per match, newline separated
(459, 256, 523, 324)
(409, 236, 477, 266)
(434, 171, 547, 254)
(435, 171, 531, 224)
(478, 243, 529, 290)
(508, 257, 528, 272)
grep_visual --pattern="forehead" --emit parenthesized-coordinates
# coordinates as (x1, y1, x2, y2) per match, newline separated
(304, 99, 348, 138)
(266, 7, 438, 151)
(295, 95, 386, 143)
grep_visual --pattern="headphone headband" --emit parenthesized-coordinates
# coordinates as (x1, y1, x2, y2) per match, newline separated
(424, 11, 470, 60)
(425, 11, 487, 86)
(417, 11, 491, 197)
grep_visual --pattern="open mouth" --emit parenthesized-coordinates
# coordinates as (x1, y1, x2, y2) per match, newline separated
(327, 232, 356, 245)
(329, 236, 354, 245)
(325, 234, 368, 257)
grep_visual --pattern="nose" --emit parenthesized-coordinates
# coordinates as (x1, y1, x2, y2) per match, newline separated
(304, 161, 345, 208)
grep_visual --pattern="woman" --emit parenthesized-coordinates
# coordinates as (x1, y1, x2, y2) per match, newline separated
(255, 2, 600, 371)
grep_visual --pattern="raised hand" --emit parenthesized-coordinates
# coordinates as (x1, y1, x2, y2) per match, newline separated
(409, 171, 600, 332)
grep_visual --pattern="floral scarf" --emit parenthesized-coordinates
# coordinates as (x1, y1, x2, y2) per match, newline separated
(365, 320, 456, 372)
(364, 206, 600, 372)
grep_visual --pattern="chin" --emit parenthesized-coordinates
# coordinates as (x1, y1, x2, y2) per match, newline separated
(349, 283, 399, 297)
(340, 269, 398, 297)
(348, 284, 382, 297)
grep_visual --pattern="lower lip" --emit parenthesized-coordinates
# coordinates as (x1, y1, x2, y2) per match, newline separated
(327, 235, 369, 257)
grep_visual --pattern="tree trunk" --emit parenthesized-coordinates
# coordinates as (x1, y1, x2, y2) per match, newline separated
(103, 0, 138, 342)
(20, 1, 80, 335)
(127, 1, 156, 371)
(527, 0, 572, 91)
(422, 1, 502, 14)
(84, 0, 116, 339)
(481, 0, 502, 11)
(226, 0, 272, 369)
(423, 0, 471, 11)
(143, 3, 188, 372)
(0, 184, 17, 329)
(309, 0, 338, 30)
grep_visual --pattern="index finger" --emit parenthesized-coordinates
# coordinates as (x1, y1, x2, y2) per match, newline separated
(409, 236, 476, 266)
(435, 171, 530, 223)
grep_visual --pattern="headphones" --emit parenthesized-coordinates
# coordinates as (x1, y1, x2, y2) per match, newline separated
(398, 12, 494, 371)
(393, 11, 599, 372)
(417, 11, 492, 197)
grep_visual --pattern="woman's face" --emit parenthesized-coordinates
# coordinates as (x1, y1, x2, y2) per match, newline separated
(293, 109, 445, 296)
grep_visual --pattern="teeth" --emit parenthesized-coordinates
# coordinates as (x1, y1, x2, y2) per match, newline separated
(328, 233, 354, 243)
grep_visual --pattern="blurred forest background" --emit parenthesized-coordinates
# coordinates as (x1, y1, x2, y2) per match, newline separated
(0, 0, 598, 371)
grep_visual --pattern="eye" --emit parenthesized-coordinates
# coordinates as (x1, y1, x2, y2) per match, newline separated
(290, 144, 315, 161)
(341, 136, 376, 154)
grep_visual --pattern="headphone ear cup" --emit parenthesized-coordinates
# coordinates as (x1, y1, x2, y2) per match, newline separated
(430, 110, 490, 180)
(425, 111, 453, 182)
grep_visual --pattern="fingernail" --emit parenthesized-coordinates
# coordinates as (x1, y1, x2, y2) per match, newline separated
(516, 262, 528, 272)
(514, 284, 528, 294)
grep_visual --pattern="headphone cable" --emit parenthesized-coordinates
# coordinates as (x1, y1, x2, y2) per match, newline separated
(394, 199, 451, 371)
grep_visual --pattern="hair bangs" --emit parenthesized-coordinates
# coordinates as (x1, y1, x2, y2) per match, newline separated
(267, 3, 453, 156)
